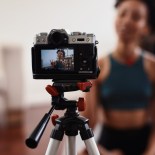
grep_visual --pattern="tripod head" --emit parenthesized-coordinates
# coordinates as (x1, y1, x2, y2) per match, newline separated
(25, 80, 92, 149)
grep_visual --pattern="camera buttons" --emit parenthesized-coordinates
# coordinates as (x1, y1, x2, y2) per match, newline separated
(72, 38, 76, 42)
(83, 60, 87, 64)
(86, 38, 90, 42)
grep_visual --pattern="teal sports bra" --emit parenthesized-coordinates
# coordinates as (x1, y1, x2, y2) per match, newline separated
(99, 54, 152, 110)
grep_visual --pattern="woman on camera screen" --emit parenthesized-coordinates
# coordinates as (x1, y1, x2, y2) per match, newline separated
(51, 49, 66, 70)
(80, 0, 155, 155)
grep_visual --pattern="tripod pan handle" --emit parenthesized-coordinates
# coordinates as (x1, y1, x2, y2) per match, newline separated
(25, 113, 50, 148)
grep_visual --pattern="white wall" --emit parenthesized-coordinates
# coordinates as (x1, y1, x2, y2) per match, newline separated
(0, 0, 117, 107)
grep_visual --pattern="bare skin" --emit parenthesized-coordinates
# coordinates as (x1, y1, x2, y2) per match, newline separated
(79, 1, 155, 155)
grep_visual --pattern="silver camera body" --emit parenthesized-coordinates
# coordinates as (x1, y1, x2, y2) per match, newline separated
(34, 29, 97, 45)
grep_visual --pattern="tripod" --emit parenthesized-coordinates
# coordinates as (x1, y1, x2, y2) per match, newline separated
(25, 81, 100, 155)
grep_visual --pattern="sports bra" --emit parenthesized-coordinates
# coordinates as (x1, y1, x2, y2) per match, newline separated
(99, 53, 152, 110)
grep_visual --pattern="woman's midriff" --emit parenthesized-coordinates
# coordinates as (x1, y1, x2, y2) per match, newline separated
(102, 109, 149, 129)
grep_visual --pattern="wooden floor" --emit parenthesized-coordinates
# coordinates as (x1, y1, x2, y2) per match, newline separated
(0, 106, 65, 155)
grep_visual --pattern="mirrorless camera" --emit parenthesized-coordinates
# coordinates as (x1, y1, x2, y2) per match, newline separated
(32, 29, 99, 80)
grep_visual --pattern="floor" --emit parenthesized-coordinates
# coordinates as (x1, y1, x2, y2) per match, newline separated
(0, 106, 65, 155)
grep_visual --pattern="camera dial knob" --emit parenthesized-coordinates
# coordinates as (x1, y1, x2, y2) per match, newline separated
(72, 32, 82, 36)
(87, 34, 94, 37)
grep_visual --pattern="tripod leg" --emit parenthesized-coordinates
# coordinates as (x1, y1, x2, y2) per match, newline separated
(45, 138, 61, 155)
(80, 124, 100, 155)
(68, 136, 77, 155)
(45, 123, 64, 155)
(84, 137, 100, 155)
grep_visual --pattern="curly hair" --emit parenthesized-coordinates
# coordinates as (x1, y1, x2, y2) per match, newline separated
(115, 0, 155, 33)
(57, 49, 65, 57)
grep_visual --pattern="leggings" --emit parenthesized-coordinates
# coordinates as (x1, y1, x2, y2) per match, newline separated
(98, 124, 151, 155)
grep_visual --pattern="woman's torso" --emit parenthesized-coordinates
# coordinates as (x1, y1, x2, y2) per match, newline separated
(98, 52, 153, 129)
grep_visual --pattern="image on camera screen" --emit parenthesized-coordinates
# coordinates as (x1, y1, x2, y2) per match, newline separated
(41, 48, 74, 71)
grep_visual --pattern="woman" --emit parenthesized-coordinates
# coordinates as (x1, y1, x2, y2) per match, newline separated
(51, 49, 66, 70)
(79, 0, 155, 155)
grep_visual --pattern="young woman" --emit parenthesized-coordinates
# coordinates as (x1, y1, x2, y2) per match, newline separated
(51, 49, 66, 70)
(79, 0, 155, 155)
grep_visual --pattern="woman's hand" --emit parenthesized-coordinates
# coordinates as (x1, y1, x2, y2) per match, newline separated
(50, 60, 56, 68)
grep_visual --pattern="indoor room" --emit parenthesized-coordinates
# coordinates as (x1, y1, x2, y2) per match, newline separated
(0, 0, 155, 155)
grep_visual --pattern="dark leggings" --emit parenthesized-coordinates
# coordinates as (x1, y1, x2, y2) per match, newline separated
(98, 124, 151, 155)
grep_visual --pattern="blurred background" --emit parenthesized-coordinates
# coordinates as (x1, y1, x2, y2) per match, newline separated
(0, 0, 116, 111)
(1, 0, 154, 155)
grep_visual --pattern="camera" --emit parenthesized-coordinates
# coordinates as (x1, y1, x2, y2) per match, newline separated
(32, 29, 99, 80)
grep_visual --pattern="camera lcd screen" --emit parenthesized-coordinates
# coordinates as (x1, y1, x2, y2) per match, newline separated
(41, 48, 74, 71)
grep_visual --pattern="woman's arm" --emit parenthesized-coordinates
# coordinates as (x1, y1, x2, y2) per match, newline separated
(143, 84, 155, 155)
(143, 53, 155, 155)
(81, 79, 100, 128)
(80, 56, 110, 129)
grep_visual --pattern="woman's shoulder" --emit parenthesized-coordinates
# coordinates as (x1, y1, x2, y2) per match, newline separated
(97, 53, 112, 83)
(142, 50, 155, 82)
(143, 50, 155, 63)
